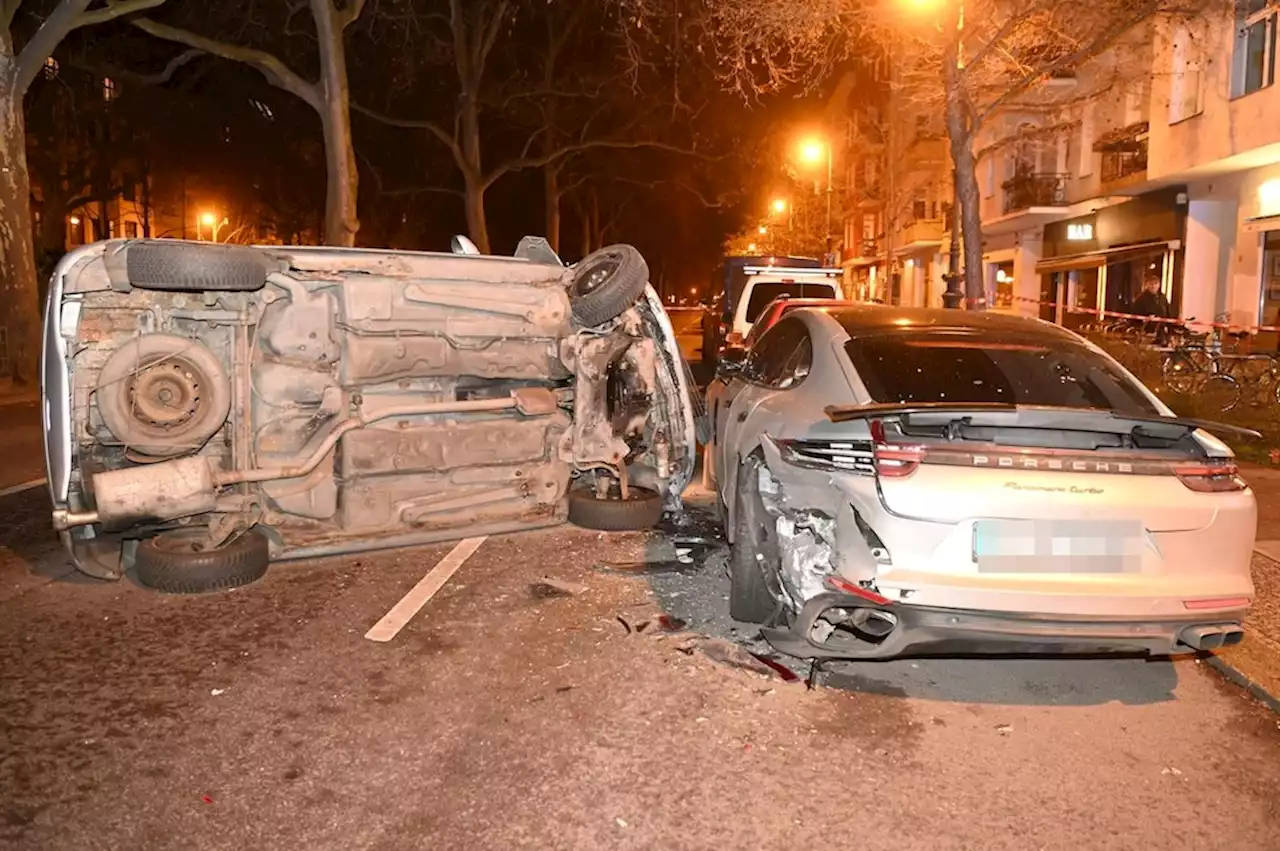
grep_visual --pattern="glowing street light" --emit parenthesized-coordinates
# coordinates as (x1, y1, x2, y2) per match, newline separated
(797, 138, 826, 166)
(758, 225, 768, 235)
(747, 242, 757, 252)
(771, 198, 788, 214)
(795, 136, 834, 260)
(198, 210, 228, 242)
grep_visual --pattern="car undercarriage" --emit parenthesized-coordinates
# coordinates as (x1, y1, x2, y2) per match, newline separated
(44, 238, 694, 590)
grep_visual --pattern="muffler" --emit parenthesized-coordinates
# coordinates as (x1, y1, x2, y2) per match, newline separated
(92, 457, 217, 528)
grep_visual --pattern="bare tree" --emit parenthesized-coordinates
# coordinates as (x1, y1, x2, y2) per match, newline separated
(1, 0, 169, 385)
(648, 0, 1222, 306)
(131, 0, 365, 247)
(354, 0, 702, 254)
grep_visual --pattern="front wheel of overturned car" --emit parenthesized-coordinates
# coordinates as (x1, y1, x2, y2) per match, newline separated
(125, 242, 271, 292)
(729, 456, 780, 624)
(135, 529, 270, 594)
(567, 486, 664, 532)
(568, 244, 649, 327)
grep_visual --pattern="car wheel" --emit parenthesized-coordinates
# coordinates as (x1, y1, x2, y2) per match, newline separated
(568, 244, 649, 327)
(125, 242, 271, 292)
(135, 529, 270, 594)
(95, 333, 233, 458)
(567, 486, 664, 531)
(729, 455, 780, 623)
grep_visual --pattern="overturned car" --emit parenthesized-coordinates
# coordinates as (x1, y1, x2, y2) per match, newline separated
(43, 237, 695, 592)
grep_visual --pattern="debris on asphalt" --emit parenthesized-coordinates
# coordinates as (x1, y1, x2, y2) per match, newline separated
(657, 614, 687, 632)
(995, 724, 1014, 735)
(655, 506, 725, 546)
(615, 818, 628, 829)
(685, 636, 792, 679)
(616, 616, 633, 635)
(748, 653, 800, 683)
(1161, 766, 1183, 777)
(210, 688, 226, 697)
(531, 577, 588, 598)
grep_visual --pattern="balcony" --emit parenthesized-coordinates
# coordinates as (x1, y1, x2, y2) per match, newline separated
(896, 217, 945, 252)
(843, 239, 881, 266)
(1002, 172, 1068, 214)
(1095, 122, 1149, 186)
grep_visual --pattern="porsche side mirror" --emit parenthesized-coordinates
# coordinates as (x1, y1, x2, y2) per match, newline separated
(717, 347, 746, 378)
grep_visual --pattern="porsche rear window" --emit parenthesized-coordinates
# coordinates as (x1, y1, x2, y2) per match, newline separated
(843, 332, 1159, 415)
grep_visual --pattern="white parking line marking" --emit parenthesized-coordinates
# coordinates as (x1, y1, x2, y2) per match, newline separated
(364, 537, 487, 643)
(0, 478, 46, 498)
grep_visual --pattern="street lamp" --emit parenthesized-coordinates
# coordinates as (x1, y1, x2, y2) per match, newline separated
(796, 136, 834, 261)
(758, 225, 768, 235)
(771, 198, 787, 215)
(747, 242, 757, 252)
(198, 211, 228, 243)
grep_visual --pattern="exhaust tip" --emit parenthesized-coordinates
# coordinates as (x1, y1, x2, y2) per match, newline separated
(1221, 628, 1244, 647)
(1179, 625, 1226, 650)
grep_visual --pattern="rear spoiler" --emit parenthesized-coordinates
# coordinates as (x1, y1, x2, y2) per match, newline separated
(823, 403, 1262, 440)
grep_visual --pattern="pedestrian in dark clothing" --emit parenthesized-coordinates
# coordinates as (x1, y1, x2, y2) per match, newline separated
(1131, 275, 1174, 344)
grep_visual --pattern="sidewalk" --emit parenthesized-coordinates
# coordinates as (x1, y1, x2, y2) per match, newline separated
(1218, 463, 1280, 709)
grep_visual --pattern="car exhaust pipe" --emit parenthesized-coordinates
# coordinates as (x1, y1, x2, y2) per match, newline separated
(1221, 627, 1244, 647)
(1179, 625, 1227, 650)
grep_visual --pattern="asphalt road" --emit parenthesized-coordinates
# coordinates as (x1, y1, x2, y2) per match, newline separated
(0, 400, 44, 492)
(2, 485, 1278, 851)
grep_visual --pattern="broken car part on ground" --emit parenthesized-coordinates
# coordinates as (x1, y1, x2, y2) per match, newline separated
(42, 237, 695, 592)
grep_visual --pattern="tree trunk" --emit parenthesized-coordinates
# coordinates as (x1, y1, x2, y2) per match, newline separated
(543, 162, 560, 253)
(588, 187, 601, 252)
(312, 0, 360, 247)
(0, 93, 42, 385)
(942, 46, 984, 308)
(463, 172, 490, 254)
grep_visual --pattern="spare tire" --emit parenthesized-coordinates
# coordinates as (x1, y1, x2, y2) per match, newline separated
(569, 244, 649, 327)
(135, 528, 270, 594)
(126, 242, 270, 292)
(568, 486, 664, 532)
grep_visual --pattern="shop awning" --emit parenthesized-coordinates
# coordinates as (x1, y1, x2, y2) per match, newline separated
(1034, 240, 1179, 274)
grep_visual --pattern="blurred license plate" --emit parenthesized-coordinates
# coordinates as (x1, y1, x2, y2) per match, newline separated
(973, 519, 1143, 574)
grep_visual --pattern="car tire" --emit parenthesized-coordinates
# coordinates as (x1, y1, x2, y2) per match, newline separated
(729, 455, 780, 623)
(567, 486, 664, 531)
(569, 244, 649, 327)
(126, 242, 271, 292)
(135, 529, 270, 594)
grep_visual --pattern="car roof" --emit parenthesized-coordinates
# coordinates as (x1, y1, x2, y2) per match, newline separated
(809, 304, 1079, 342)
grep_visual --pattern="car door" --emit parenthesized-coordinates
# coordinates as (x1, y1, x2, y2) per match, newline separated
(718, 318, 811, 506)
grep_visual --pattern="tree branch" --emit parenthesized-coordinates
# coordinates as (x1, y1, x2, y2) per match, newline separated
(335, 0, 365, 29)
(68, 47, 202, 87)
(350, 101, 461, 161)
(77, 0, 167, 27)
(483, 139, 703, 191)
(12, 0, 93, 95)
(2, 0, 22, 32)
(131, 17, 321, 111)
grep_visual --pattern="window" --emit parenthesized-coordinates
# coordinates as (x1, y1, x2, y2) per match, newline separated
(745, 318, 812, 389)
(744, 281, 838, 323)
(1233, 0, 1277, 98)
(43, 57, 59, 79)
(124, 221, 139, 239)
(102, 77, 117, 102)
(862, 213, 876, 241)
(1169, 23, 1206, 122)
(843, 330, 1159, 415)
(1258, 231, 1280, 329)
(1078, 104, 1095, 177)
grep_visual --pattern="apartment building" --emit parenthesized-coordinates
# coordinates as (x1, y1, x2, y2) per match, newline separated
(1147, 1, 1280, 341)
(844, 4, 1280, 331)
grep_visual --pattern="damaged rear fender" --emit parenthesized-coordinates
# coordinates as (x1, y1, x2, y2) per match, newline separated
(756, 436, 886, 586)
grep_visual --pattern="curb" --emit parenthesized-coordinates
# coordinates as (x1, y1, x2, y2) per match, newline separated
(1202, 653, 1280, 715)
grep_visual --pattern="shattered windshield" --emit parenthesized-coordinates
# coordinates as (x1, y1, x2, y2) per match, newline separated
(843, 331, 1160, 416)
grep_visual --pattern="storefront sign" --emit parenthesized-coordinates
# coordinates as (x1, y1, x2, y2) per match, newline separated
(1067, 223, 1094, 241)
